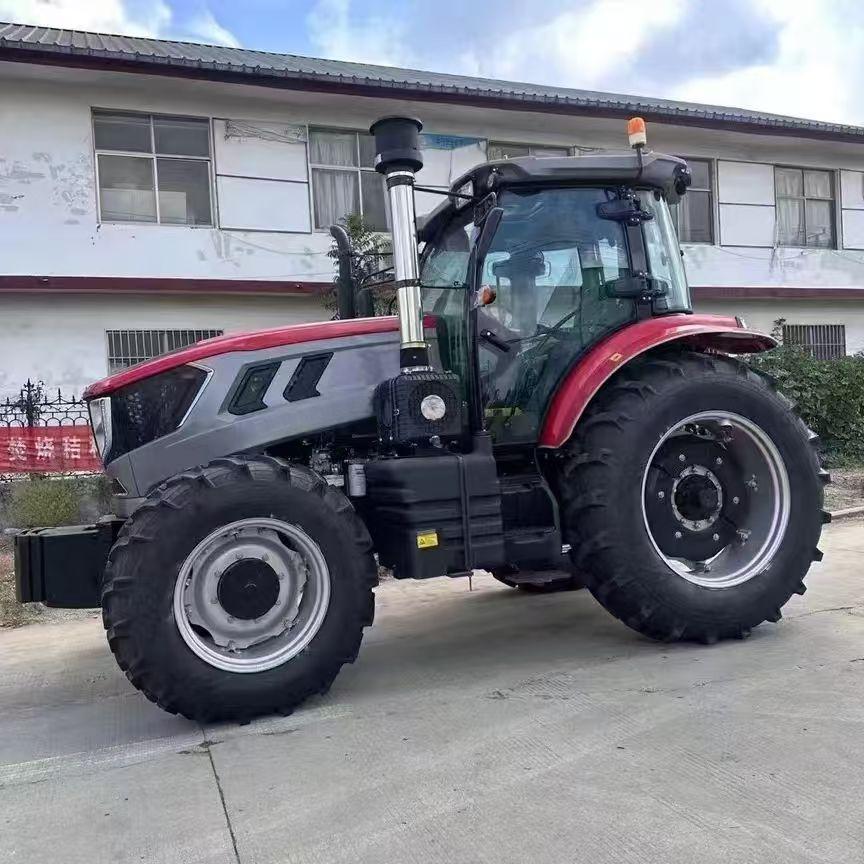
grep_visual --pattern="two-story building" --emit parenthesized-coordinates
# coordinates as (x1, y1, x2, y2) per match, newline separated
(2, 22, 864, 394)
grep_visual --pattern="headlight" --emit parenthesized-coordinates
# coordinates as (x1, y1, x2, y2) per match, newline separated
(87, 396, 112, 459)
(420, 393, 447, 421)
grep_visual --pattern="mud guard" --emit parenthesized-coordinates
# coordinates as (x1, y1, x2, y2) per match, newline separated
(538, 313, 776, 449)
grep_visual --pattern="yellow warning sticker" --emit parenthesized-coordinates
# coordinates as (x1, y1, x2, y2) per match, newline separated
(416, 530, 439, 549)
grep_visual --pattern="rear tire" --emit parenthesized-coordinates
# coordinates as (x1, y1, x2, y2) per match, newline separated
(557, 350, 827, 643)
(101, 455, 376, 722)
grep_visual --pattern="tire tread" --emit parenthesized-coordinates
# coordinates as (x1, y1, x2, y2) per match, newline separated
(101, 454, 376, 722)
(557, 349, 826, 643)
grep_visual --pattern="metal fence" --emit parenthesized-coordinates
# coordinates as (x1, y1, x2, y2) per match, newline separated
(0, 381, 100, 475)
(0, 380, 90, 429)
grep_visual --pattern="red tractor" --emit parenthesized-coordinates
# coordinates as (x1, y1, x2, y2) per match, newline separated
(15, 117, 827, 722)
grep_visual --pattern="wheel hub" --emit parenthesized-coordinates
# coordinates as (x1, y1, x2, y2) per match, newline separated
(644, 438, 742, 561)
(641, 411, 791, 589)
(671, 466, 723, 530)
(173, 518, 331, 673)
(217, 560, 281, 621)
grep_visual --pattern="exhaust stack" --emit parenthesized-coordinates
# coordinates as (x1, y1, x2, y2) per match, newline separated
(370, 116, 428, 370)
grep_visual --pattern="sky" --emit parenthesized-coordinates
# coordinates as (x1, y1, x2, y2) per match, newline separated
(2, 0, 864, 126)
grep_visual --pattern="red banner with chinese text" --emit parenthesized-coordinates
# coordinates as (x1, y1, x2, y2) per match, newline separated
(0, 426, 102, 473)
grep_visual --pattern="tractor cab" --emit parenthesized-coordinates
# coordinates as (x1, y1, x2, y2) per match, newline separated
(361, 118, 706, 580)
(418, 150, 692, 445)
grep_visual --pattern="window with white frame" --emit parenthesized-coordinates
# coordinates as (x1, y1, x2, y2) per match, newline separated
(93, 110, 213, 226)
(308, 128, 388, 231)
(782, 323, 845, 360)
(775, 166, 835, 248)
(107, 329, 223, 372)
(670, 158, 714, 243)
(487, 142, 570, 160)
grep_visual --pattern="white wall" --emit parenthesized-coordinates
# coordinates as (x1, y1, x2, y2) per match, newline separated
(0, 66, 498, 285)
(5, 61, 864, 293)
(695, 298, 864, 354)
(0, 70, 331, 283)
(0, 292, 324, 394)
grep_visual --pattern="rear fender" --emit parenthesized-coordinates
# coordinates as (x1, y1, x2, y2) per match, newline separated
(538, 314, 775, 449)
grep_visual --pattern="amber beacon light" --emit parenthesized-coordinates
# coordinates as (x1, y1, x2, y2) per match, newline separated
(627, 116, 647, 149)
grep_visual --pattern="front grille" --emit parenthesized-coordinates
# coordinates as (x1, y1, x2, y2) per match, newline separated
(107, 365, 208, 461)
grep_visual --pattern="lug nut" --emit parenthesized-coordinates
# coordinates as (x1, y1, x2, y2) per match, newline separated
(732, 496, 740, 505)
(712, 533, 720, 541)
(674, 531, 682, 539)
(715, 457, 723, 466)
(658, 491, 665, 500)
(679, 454, 686, 462)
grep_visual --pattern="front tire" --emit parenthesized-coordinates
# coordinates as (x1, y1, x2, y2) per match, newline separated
(101, 455, 377, 722)
(557, 351, 827, 643)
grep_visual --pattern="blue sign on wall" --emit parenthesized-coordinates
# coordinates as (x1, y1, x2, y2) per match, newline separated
(420, 134, 483, 150)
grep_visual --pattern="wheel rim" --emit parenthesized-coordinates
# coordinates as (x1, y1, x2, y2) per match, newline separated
(173, 517, 330, 673)
(641, 411, 790, 589)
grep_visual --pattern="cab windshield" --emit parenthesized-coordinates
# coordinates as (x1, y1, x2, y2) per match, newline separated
(420, 186, 691, 443)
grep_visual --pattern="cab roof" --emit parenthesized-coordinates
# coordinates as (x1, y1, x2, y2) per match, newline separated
(464, 150, 689, 197)
(419, 149, 690, 238)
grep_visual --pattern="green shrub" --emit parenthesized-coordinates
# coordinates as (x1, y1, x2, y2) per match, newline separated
(1, 475, 112, 529)
(748, 320, 864, 466)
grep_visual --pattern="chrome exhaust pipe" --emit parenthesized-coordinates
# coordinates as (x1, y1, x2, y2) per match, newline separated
(370, 116, 429, 370)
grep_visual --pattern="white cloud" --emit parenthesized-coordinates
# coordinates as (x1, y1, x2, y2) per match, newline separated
(301, 0, 864, 127)
(6, 0, 864, 127)
(0, 0, 241, 47)
(183, 9, 241, 48)
(306, 0, 686, 89)
(672, 0, 864, 125)
(306, 0, 410, 67)
(0, 0, 171, 36)
(464, 0, 686, 90)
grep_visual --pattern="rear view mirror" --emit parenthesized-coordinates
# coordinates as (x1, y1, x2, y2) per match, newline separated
(597, 197, 653, 225)
(473, 192, 498, 226)
(604, 275, 668, 299)
(474, 207, 504, 262)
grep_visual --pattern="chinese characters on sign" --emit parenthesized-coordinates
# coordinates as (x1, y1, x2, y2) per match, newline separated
(0, 426, 101, 472)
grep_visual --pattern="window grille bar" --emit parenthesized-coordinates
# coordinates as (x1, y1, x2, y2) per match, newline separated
(106, 329, 223, 371)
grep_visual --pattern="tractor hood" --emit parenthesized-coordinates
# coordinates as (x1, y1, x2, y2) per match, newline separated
(91, 314, 408, 499)
(84, 317, 402, 400)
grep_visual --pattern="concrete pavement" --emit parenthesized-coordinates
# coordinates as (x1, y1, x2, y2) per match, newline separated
(1, 521, 863, 863)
